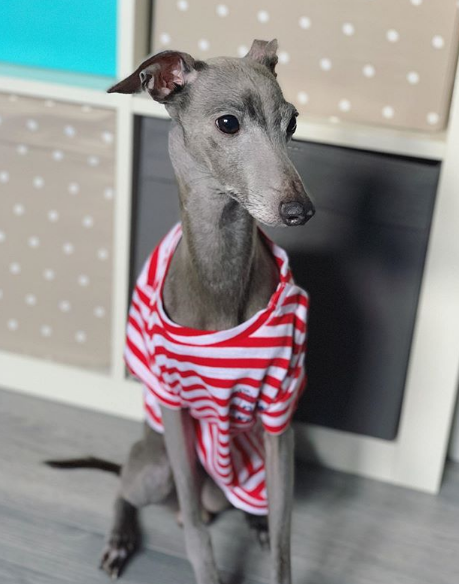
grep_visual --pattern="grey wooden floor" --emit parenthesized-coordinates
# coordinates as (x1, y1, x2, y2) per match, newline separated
(1, 388, 458, 584)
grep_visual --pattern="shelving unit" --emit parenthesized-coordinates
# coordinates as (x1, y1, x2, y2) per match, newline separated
(1, 0, 459, 494)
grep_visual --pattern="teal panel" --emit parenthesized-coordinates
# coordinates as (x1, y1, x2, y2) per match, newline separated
(0, 0, 117, 77)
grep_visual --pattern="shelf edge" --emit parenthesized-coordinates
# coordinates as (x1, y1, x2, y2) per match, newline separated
(0, 69, 121, 108)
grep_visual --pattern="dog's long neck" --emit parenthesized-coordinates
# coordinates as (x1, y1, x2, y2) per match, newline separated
(167, 125, 261, 326)
(180, 196, 257, 301)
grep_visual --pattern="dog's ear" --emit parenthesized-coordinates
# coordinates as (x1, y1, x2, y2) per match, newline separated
(244, 39, 278, 77)
(107, 51, 199, 102)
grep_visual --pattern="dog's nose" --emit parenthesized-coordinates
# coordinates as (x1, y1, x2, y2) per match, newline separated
(280, 201, 315, 226)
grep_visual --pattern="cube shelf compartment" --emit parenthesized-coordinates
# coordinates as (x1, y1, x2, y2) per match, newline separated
(0, 92, 116, 372)
(152, 0, 459, 132)
(0, 0, 117, 77)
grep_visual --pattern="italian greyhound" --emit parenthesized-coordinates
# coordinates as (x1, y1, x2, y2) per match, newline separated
(48, 39, 314, 584)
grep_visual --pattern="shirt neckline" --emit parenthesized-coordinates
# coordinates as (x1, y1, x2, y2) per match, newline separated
(155, 223, 291, 341)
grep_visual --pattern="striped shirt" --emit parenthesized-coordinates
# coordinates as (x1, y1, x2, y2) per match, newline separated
(124, 223, 308, 515)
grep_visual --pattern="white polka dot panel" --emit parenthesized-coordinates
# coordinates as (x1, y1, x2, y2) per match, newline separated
(407, 71, 420, 85)
(152, 0, 459, 131)
(297, 92, 309, 105)
(216, 4, 229, 17)
(25, 294, 37, 306)
(363, 64, 376, 78)
(383, 106, 395, 119)
(342, 23, 355, 37)
(386, 29, 400, 43)
(299, 16, 311, 30)
(0, 92, 115, 370)
(257, 10, 269, 24)
(198, 39, 210, 52)
(159, 32, 171, 46)
(64, 125, 76, 137)
(278, 51, 290, 65)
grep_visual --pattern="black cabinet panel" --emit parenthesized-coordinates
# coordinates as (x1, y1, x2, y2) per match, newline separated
(268, 143, 439, 440)
(131, 116, 440, 441)
(130, 117, 179, 286)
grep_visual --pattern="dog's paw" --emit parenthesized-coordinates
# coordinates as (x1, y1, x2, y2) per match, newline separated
(245, 513, 270, 550)
(99, 530, 140, 580)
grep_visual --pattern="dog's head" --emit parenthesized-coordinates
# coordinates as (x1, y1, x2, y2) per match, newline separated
(109, 40, 315, 227)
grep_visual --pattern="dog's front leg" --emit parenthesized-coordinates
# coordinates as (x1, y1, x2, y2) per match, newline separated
(160, 407, 220, 584)
(264, 427, 294, 584)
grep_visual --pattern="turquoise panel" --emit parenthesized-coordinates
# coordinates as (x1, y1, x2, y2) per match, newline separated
(0, 0, 117, 77)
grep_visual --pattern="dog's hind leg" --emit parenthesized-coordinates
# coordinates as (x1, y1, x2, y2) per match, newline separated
(200, 475, 231, 516)
(120, 424, 173, 508)
(100, 424, 173, 579)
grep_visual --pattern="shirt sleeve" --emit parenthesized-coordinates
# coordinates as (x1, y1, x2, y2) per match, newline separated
(259, 371, 306, 435)
(258, 287, 308, 435)
(124, 254, 157, 389)
(124, 250, 182, 410)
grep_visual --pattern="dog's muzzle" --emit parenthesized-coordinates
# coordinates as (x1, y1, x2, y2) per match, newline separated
(280, 201, 315, 226)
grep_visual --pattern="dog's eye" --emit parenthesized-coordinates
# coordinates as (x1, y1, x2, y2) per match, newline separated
(287, 114, 297, 135)
(216, 115, 240, 134)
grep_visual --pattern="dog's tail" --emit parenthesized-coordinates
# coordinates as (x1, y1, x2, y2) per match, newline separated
(44, 456, 121, 475)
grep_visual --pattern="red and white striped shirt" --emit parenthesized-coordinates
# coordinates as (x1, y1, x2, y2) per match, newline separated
(124, 223, 308, 515)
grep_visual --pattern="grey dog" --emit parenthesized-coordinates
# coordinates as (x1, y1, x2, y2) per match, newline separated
(48, 39, 314, 584)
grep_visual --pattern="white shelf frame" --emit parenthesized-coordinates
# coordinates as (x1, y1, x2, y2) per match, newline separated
(1, 0, 458, 494)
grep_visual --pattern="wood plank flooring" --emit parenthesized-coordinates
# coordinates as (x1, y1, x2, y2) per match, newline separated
(0, 388, 458, 584)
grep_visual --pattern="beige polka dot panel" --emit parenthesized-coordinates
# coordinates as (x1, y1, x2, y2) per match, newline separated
(0, 93, 115, 371)
(152, 0, 459, 131)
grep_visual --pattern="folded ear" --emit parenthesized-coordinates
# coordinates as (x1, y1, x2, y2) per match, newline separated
(244, 39, 278, 77)
(107, 51, 199, 102)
